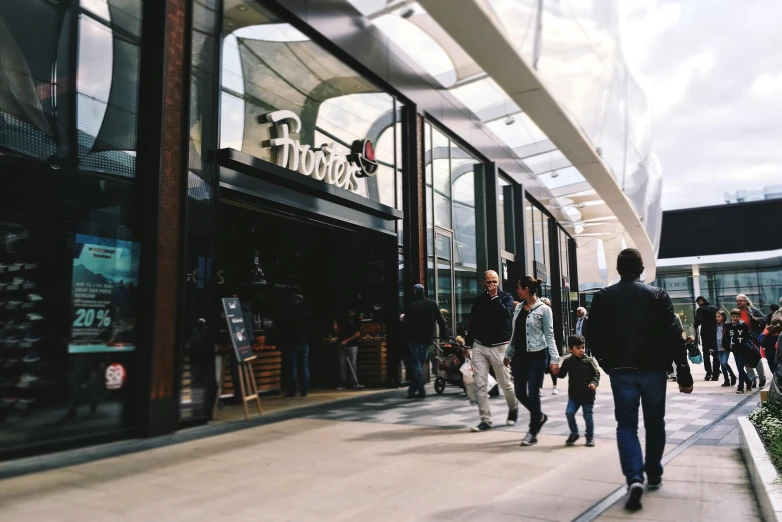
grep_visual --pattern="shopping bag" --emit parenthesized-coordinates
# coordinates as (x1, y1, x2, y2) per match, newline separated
(465, 381, 478, 404)
(487, 373, 498, 391)
(460, 360, 474, 385)
(688, 354, 703, 365)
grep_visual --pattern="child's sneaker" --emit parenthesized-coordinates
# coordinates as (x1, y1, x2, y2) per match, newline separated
(586, 437, 595, 447)
(552, 387, 559, 395)
(566, 433, 580, 446)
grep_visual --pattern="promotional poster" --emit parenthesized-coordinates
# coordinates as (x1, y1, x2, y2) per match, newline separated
(68, 235, 141, 353)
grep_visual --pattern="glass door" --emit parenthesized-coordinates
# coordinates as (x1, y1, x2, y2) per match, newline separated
(434, 229, 455, 338)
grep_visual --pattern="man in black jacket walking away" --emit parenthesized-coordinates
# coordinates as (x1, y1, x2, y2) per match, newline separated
(464, 270, 519, 432)
(694, 296, 721, 382)
(404, 284, 448, 399)
(586, 249, 693, 511)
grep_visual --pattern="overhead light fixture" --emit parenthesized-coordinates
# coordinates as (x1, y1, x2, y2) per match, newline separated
(237, 5, 248, 11)
(504, 115, 515, 126)
(400, 8, 415, 18)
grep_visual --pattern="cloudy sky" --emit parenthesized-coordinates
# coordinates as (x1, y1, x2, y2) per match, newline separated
(618, 0, 782, 210)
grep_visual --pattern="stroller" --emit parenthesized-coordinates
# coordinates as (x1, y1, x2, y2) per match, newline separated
(433, 337, 468, 395)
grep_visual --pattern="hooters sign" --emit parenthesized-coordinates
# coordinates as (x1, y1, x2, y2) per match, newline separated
(258, 111, 379, 193)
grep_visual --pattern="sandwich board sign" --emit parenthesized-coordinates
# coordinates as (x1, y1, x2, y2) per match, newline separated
(221, 297, 254, 362)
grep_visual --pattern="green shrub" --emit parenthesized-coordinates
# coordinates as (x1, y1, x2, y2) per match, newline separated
(749, 402, 782, 472)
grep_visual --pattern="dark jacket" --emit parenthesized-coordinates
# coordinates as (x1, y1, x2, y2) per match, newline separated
(584, 278, 692, 384)
(694, 302, 718, 351)
(404, 294, 448, 344)
(743, 306, 767, 336)
(558, 354, 600, 402)
(276, 304, 312, 346)
(723, 321, 753, 356)
(465, 290, 515, 347)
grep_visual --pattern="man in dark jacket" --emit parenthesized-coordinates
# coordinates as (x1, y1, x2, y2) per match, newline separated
(694, 296, 720, 382)
(403, 284, 448, 399)
(464, 270, 519, 432)
(585, 249, 693, 511)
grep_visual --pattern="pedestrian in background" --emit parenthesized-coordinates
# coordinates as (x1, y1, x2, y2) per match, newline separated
(694, 297, 720, 381)
(464, 270, 519, 432)
(724, 308, 754, 393)
(403, 284, 447, 399)
(575, 307, 589, 354)
(586, 249, 693, 511)
(278, 294, 312, 398)
(715, 310, 737, 387)
(736, 294, 767, 387)
(504, 276, 560, 447)
(540, 297, 559, 395)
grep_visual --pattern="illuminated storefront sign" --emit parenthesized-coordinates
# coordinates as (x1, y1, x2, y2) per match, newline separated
(258, 111, 378, 193)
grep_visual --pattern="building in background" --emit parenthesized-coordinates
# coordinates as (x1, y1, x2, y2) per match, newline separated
(652, 199, 782, 337)
(0, 0, 659, 459)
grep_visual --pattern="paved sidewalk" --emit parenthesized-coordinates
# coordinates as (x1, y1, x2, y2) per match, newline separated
(0, 362, 765, 521)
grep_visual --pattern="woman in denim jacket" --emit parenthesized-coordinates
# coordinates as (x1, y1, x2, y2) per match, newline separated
(503, 276, 560, 447)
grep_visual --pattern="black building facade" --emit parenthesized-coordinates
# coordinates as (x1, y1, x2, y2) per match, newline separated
(0, 0, 578, 459)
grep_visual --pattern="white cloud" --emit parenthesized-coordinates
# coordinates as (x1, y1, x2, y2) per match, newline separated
(751, 73, 782, 98)
(618, 0, 782, 210)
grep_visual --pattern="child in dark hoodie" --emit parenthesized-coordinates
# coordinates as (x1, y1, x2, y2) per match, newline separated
(724, 309, 754, 393)
(558, 335, 600, 447)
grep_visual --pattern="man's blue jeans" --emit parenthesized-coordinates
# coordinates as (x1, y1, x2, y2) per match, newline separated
(609, 370, 667, 485)
(566, 398, 594, 438)
(408, 342, 429, 396)
(289, 344, 310, 395)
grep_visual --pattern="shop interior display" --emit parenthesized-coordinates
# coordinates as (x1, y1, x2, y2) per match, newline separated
(0, 222, 43, 424)
(199, 202, 395, 400)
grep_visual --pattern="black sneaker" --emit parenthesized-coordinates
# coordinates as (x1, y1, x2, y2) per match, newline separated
(538, 413, 549, 431)
(647, 477, 662, 490)
(566, 433, 580, 446)
(731, 375, 737, 386)
(586, 437, 595, 447)
(760, 379, 767, 388)
(721, 382, 731, 387)
(520, 433, 537, 446)
(471, 422, 492, 432)
(507, 408, 518, 426)
(704, 374, 712, 381)
(736, 387, 745, 394)
(711, 376, 720, 382)
(625, 481, 644, 510)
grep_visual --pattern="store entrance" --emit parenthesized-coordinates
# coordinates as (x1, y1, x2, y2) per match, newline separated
(205, 200, 396, 412)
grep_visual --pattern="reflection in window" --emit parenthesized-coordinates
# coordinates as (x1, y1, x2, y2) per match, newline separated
(0, 0, 142, 177)
(525, 203, 535, 274)
(219, 1, 401, 205)
(423, 122, 479, 337)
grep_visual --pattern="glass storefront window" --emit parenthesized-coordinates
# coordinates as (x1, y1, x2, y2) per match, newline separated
(525, 203, 535, 275)
(220, 1, 401, 206)
(423, 122, 478, 337)
(0, 0, 145, 449)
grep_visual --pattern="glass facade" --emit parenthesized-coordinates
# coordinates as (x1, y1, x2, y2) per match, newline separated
(653, 265, 782, 338)
(0, 0, 144, 450)
(423, 122, 479, 337)
(0, 0, 586, 456)
(220, 1, 400, 207)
